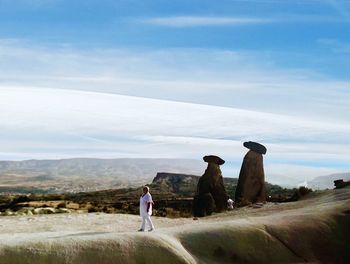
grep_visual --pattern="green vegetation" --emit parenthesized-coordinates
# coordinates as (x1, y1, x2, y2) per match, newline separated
(0, 186, 54, 194)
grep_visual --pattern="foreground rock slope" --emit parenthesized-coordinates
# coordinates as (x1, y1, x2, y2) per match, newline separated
(0, 187, 349, 264)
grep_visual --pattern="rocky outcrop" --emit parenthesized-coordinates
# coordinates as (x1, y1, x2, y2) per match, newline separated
(334, 179, 350, 189)
(193, 155, 228, 217)
(152, 173, 200, 196)
(309, 173, 350, 190)
(235, 142, 267, 206)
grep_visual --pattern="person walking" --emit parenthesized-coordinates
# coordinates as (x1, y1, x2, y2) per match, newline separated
(138, 186, 155, 232)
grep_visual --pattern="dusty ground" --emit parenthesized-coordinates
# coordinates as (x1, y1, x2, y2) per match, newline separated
(0, 187, 349, 264)
(0, 212, 192, 245)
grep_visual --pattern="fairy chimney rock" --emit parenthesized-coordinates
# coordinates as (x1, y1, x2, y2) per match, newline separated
(193, 155, 228, 217)
(235, 142, 267, 206)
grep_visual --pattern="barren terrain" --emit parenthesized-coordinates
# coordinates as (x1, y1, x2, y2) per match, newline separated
(0, 187, 349, 263)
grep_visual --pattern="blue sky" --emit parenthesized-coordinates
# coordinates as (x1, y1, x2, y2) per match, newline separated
(0, 0, 350, 185)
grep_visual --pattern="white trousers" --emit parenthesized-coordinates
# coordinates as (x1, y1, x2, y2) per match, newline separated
(140, 213, 155, 230)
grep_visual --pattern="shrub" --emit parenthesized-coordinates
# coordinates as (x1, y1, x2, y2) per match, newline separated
(299, 186, 312, 196)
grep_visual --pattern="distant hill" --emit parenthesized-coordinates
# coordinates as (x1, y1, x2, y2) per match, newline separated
(308, 172, 350, 190)
(0, 158, 205, 193)
(0, 172, 296, 217)
(151, 172, 238, 197)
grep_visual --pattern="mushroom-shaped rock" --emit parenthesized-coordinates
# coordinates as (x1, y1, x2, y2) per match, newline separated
(193, 155, 228, 217)
(193, 193, 216, 217)
(243, 141, 267, 155)
(235, 142, 267, 206)
(203, 155, 225, 165)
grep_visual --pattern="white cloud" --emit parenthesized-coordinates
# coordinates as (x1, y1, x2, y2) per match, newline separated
(0, 87, 349, 185)
(140, 16, 272, 27)
(1, 40, 349, 122)
(139, 14, 350, 28)
(0, 40, 349, 185)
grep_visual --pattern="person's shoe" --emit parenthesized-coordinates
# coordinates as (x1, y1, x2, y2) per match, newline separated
(148, 228, 155, 232)
(138, 229, 144, 232)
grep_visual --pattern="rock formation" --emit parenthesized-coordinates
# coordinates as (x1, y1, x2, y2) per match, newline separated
(334, 179, 350, 189)
(235, 142, 267, 206)
(193, 155, 228, 217)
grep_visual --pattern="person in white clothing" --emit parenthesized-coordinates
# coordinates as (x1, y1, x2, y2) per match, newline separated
(138, 186, 155, 232)
(227, 198, 234, 210)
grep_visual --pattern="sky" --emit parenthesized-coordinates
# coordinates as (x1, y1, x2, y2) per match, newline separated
(0, 0, 350, 185)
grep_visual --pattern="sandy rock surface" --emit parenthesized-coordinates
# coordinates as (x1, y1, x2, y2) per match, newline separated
(0, 187, 349, 264)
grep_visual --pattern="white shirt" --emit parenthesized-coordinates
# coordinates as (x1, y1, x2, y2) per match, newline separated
(227, 198, 234, 209)
(140, 192, 153, 216)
